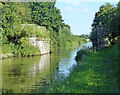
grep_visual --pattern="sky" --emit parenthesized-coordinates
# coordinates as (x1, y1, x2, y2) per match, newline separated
(55, 0, 119, 35)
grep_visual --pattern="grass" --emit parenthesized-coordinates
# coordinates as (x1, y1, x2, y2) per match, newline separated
(35, 41, 119, 93)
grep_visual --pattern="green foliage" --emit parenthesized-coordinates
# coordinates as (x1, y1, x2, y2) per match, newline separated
(75, 49, 87, 62)
(80, 38, 88, 43)
(1, 44, 13, 54)
(20, 24, 35, 37)
(12, 44, 22, 55)
(50, 26, 84, 52)
(30, 2, 63, 32)
(1, 1, 83, 56)
(1, 2, 43, 56)
(50, 25, 72, 51)
(79, 34, 90, 39)
(118, 1, 120, 36)
(1, 2, 32, 45)
(90, 2, 119, 51)
(34, 25, 50, 38)
(75, 46, 91, 62)
(19, 37, 29, 47)
(29, 2, 83, 51)
(21, 45, 40, 57)
(57, 26, 71, 47)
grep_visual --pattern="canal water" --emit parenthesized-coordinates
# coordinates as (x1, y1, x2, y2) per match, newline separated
(1, 42, 92, 93)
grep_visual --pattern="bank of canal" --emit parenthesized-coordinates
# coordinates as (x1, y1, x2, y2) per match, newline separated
(36, 42, 118, 93)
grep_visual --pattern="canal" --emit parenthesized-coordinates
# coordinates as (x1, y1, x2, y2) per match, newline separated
(1, 42, 92, 93)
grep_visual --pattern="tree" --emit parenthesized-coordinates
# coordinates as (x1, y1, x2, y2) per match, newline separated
(1, 2, 32, 45)
(118, 1, 120, 36)
(30, 2, 64, 32)
(90, 2, 118, 50)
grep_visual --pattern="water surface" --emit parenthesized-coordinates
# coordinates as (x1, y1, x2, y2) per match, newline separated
(1, 43, 91, 93)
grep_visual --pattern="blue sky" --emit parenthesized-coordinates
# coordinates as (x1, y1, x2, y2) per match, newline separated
(55, 0, 118, 35)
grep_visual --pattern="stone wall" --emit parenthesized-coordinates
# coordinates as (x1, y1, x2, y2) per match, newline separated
(29, 37, 50, 55)
(21, 24, 50, 55)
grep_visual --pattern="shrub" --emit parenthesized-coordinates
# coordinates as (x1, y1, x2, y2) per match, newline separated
(35, 25, 50, 38)
(12, 44, 22, 56)
(75, 49, 87, 62)
(19, 37, 29, 47)
(1, 44, 13, 54)
(21, 45, 40, 57)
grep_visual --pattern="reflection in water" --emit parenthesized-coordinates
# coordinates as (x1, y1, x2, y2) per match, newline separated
(2, 42, 92, 93)
(2, 54, 52, 93)
(57, 50, 78, 79)
(82, 42, 92, 48)
(30, 54, 50, 77)
(56, 42, 92, 80)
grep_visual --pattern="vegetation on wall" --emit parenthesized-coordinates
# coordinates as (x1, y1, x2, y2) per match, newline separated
(29, 2, 83, 51)
(1, 2, 40, 56)
(1, 1, 84, 57)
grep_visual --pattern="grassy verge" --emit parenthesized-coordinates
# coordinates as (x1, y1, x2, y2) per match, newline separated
(36, 42, 119, 93)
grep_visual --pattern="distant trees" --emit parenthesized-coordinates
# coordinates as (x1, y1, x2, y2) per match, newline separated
(90, 2, 119, 51)
(79, 34, 90, 39)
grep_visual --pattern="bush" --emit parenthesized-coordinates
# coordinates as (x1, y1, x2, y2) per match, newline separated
(1, 43, 41, 57)
(75, 49, 87, 62)
(35, 25, 50, 38)
(19, 37, 29, 47)
(12, 44, 22, 56)
(21, 45, 40, 57)
(75, 46, 91, 62)
(1, 44, 13, 54)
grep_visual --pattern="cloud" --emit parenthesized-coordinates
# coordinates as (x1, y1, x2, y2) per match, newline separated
(65, 1, 88, 7)
(62, 7, 93, 14)
(82, 8, 91, 13)
(62, 7, 78, 13)
(65, 7, 75, 11)
(82, 8, 95, 15)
